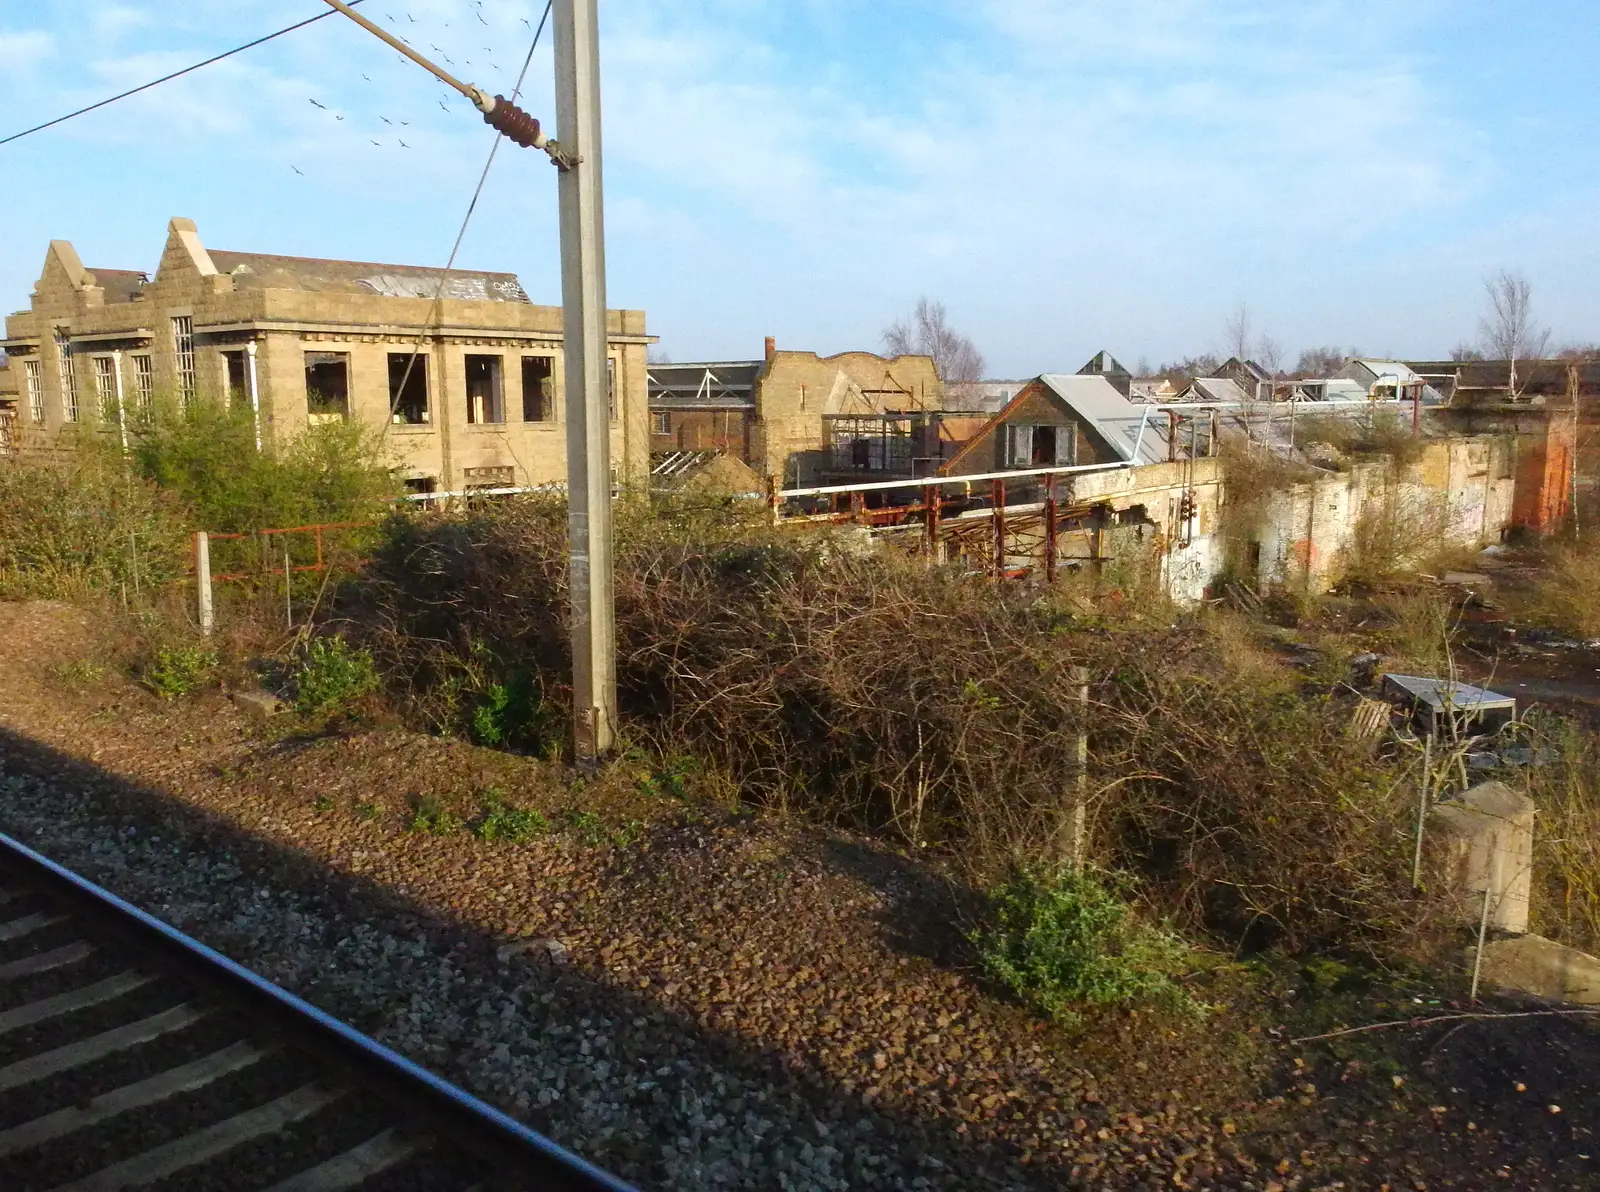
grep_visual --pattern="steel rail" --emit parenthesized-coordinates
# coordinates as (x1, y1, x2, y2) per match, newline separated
(0, 829, 637, 1192)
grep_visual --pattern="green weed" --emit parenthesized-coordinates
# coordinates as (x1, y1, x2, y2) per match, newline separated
(355, 801, 380, 821)
(295, 636, 379, 717)
(470, 672, 560, 751)
(49, 659, 107, 690)
(562, 808, 608, 846)
(406, 794, 462, 836)
(471, 789, 550, 843)
(637, 754, 700, 800)
(975, 866, 1201, 1028)
(145, 646, 218, 699)
(312, 795, 335, 812)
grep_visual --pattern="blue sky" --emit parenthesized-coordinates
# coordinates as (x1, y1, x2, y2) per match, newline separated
(1, 0, 1596, 375)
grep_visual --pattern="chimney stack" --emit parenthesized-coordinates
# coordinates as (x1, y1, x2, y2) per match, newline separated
(764, 336, 776, 361)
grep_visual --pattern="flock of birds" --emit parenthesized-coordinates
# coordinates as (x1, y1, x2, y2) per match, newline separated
(292, 0, 535, 173)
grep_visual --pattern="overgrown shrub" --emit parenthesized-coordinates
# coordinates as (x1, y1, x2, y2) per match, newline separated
(1521, 715, 1600, 953)
(349, 499, 1446, 956)
(127, 401, 398, 533)
(975, 866, 1198, 1027)
(1342, 484, 1454, 587)
(1298, 408, 1426, 468)
(145, 645, 217, 699)
(0, 457, 189, 600)
(294, 636, 379, 716)
(1520, 542, 1600, 640)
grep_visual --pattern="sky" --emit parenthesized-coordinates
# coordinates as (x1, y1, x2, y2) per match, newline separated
(0, 0, 1596, 376)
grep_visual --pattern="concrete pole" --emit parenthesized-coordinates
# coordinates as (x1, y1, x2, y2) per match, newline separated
(245, 341, 262, 452)
(111, 349, 128, 452)
(195, 532, 215, 637)
(554, 0, 617, 764)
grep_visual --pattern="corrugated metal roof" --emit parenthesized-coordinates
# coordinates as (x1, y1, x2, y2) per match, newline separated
(1187, 377, 1251, 405)
(207, 250, 531, 303)
(1038, 374, 1169, 464)
(647, 361, 761, 408)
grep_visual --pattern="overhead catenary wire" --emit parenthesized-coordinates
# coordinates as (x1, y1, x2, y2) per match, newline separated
(381, 1, 553, 436)
(0, 1, 369, 148)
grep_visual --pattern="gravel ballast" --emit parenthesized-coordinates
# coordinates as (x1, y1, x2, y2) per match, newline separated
(1, 600, 1596, 1190)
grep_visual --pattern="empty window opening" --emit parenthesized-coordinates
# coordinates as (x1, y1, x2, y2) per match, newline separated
(651, 411, 671, 436)
(403, 476, 438, 495)
(608, 357, 617, 421)
(304, 351, 350, 419)
(55, 330, 78, 422)
(171, 316, 196, 408)
(465, 354, 505, 424)
(92, 356, 118, 422)
(130, 354, 154, 422)
(388, 352, 430, 424)
(521, 355, 554, 422)
(224, 350, 249, 410)
(23, 359, 44, 423)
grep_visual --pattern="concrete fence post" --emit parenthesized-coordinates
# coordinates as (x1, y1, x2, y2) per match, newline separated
(194, 532, 215, 637)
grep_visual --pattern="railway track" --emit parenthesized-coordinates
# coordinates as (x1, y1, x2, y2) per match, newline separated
(0, 830, 637, 1192)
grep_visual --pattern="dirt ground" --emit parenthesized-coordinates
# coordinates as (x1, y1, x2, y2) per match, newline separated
(1, 599, 1598, 1190)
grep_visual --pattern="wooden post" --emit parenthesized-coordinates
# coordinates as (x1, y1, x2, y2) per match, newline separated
(194, 532, 214, 637)
(850, 490, 865, 524)
(923, 484, 941, 561)
(992, 478, 1007, 578)
(1412, 734, 1432, 889)
(1043, 473, 1058, 582)
(767, 475, 780, 526)
(1062, 666, 1090, 869)
(1167, 411, 1177, 462)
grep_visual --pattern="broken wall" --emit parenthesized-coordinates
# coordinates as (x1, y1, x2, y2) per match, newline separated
(1250, 437, 1515, 593)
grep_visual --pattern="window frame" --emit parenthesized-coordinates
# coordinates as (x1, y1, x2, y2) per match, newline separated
(171, 315, 196, 409)
(91, 355, 118, 422)
(520, 354, 555, 423)
(23, 359, 44, 424)
(55, 330, 78, 422)
(464, 353, 506, 425)
(130, 353, 155, 422)
(387, 351, 431, 426)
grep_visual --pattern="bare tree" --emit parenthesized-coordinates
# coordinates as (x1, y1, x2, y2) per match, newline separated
(1256, 334, 1284, 379)
(882, 298, 986, 388)
(1479, 269, 1550, 380)
(1293, 346, 1356, 378)
(1449, 343, 1484, 363)
(647, 346, 672, 364)
(1223, 303, 1253, 361)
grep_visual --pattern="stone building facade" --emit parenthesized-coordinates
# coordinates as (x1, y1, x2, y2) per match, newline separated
(0, 218, 653, 492)
(648, 338, 944, 485)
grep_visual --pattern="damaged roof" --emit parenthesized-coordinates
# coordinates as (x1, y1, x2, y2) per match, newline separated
(86, 269, 147, 304)
(648, 361, 761, 408)
(207, 250, 531, 303)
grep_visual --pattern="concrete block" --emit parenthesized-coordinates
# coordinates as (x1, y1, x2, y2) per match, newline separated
(1475, 934, 1600, 1005)
(1441, 572, 1492, 586)
(1429, 780, 1535, 935)
(233, 688, 285, 719)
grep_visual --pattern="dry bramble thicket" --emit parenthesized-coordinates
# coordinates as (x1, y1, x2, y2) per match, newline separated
(349, 494, 1451, 959)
